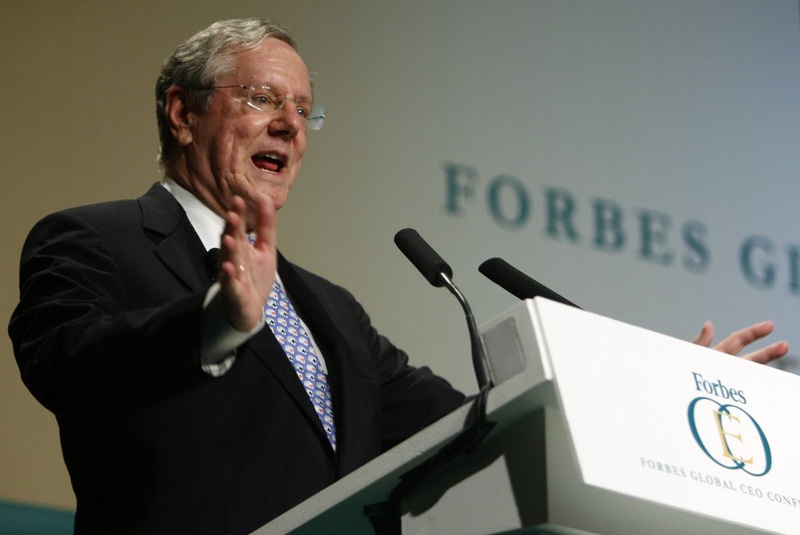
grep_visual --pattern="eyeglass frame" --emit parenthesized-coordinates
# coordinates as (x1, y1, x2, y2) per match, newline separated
(209, 84, 325, 131)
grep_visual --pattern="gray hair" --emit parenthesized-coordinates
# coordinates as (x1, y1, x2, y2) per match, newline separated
(155, 18, 297, 166)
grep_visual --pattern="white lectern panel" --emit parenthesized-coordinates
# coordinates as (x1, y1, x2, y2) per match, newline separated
(529, 298, 800, 535)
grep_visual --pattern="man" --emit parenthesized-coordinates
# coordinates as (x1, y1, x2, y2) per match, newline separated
(8, 18, 787, 535)
(9, 19, 465, 534)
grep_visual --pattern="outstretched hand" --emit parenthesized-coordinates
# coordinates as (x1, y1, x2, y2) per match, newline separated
(693, 320, 789, 365)
(218, 194, 278, 332)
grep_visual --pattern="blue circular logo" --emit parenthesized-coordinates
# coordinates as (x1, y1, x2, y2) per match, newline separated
(687, 396, 771, 477)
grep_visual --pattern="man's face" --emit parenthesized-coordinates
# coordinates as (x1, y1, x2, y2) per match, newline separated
(175, 38, 312, 221)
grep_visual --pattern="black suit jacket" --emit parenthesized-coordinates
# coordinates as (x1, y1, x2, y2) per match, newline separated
(9, 184, 464, 534)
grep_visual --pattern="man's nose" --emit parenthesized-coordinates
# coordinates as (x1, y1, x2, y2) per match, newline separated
(269, 103, 305, 138)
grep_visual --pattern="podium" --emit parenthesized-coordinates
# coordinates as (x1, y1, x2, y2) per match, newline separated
(255, 299, 800, 535)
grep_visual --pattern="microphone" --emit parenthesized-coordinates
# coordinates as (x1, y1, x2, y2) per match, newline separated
(205, 248, 221, 282)
(393, 228, 452, 287)
(478, 257, 582, 309)
(394, 228, 493, 390)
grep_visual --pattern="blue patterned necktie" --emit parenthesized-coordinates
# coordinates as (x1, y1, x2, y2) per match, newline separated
(264, 278, 337, 449)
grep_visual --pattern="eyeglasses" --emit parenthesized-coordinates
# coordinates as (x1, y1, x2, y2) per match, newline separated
(211, 84, 326, 130)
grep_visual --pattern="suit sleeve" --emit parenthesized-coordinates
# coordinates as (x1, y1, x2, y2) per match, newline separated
(340, 288, 467, 451)
(8, 212, 211, 421)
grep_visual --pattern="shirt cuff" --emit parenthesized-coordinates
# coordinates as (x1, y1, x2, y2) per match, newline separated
(200, 282, 265, 376)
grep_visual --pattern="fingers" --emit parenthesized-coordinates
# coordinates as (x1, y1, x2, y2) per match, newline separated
(219, 197, 250, 283)
(692, 320, 714, 347)
(216, 194, 277, 332)
(697, 319, 790, 366)
(220, 197, 241, 250)
(250, 194, 277, 251)
(740, 340, 790, 365)
(712, 320, 775, 356)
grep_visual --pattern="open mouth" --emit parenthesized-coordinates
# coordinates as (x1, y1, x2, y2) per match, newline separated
(252, 152, 286, 173)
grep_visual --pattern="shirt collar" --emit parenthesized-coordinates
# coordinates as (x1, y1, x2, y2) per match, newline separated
(160, 177, 224, 252)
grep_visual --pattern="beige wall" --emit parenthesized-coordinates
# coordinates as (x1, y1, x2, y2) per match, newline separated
(3, 0, 798, 511)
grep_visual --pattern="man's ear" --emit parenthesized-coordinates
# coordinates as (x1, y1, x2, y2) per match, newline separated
(164, 86, 195, 147)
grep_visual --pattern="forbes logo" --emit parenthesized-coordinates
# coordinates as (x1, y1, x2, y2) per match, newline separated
(687, 394, 772, 477)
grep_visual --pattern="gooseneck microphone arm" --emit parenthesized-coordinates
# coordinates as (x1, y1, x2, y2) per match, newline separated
(393, 228, 493, 391)
(437, 271, 493, 391)
(365, 229, 496, 535)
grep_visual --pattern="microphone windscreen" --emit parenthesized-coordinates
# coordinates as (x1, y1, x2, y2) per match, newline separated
(479, 257, 581, 309)
(205, 248, 221, 282)
(394, 228, 453, 287)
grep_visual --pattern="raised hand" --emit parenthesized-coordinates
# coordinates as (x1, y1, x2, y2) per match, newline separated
(218, 194, 278, 332)
(693, 320, 789, 365)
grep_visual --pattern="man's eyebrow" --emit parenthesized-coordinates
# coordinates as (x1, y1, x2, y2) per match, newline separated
(259, 82, 313, 103)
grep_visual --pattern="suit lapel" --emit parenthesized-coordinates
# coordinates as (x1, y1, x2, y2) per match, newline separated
(138, 184, 209, 292)
(245, 318, 333, 452)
